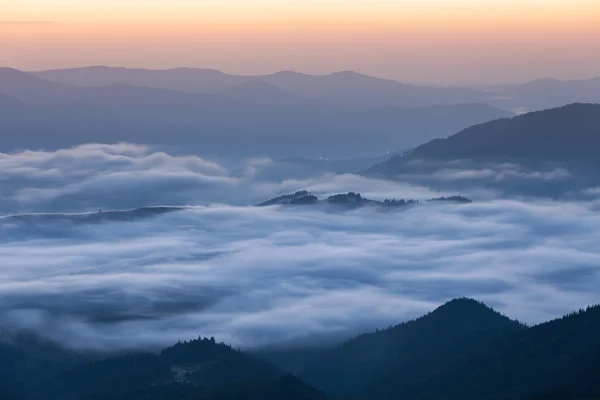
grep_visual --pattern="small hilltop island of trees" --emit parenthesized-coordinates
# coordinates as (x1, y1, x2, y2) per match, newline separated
(257, 191, 472, 208)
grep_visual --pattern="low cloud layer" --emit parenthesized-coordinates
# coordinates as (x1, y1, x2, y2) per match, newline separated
(1, 144, 599, 351)
(2, 200, 599, 350)
(0, 144, 443, 213)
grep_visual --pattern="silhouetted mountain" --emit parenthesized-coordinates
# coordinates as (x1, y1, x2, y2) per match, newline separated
(355, 304, 600, 400)
(367, 103, 600, 177)
(32, 67, 600, 112)
(0, 71, 511, 157)
(35, 337, 288, 400)
(221, 81, 315, 106)
(2, 301, 600, 400)
(0, 67, 76, 103)
(300, 298, 524, 397)
(34, 66, 248, 94)
(490, 77, 600, 112)
(35, 67, 487, 108)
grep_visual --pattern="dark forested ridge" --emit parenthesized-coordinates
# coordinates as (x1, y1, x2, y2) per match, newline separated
(354, 304, 600, 400)
(299, 298, 525, 397)
(368, 103, 600, 177)
(1, 300, 599, 400)
(3, 336, 325, 400)
(256, 191, 471, 208)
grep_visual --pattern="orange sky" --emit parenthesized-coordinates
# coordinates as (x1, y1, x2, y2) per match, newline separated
(2, 0, 600, 84)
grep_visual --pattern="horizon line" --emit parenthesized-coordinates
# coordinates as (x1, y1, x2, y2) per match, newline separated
(19, 65, 600, 88)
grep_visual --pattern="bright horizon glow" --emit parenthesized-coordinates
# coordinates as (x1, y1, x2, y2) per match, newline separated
(2, 0, 600, 85)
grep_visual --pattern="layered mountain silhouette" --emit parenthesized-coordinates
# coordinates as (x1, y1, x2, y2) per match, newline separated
(353, 303, 600, 400)
(2, 299, 598, 400)
(299, 298, 524, 397)
(33, 66, 600, 111)
(489, 77, 600, 112)
(367, 103, 600, 176)
(34, 67, 485, 108)
(0, 68, 510, 157)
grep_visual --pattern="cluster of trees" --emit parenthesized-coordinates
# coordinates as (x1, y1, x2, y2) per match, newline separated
(382, 198, 419, 206)
(258, 191, 473, 208)
(428, 196, 473, 203)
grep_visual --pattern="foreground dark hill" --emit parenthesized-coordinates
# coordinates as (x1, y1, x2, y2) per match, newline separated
(299, 299, 524, 398)
(1, 336, 328, 400)
(1, 299, 599, 400)
(368, 103, 600, 177)
(356, 304, 600, 400)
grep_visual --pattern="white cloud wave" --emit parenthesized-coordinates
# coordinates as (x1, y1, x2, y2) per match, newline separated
(1, 144, 598, 351)
(1, 200, 599, 350)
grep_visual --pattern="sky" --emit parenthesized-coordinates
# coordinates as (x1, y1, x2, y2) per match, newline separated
(1, 0, 600, 84)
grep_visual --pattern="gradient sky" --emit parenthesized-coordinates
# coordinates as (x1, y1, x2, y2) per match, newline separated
(2, 0, 599, 85)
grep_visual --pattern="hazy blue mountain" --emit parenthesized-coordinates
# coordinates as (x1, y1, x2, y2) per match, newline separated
(35, 66, 487, 108)
(0, 67, 76, 104)
(32, 67, 600, 111)
(368, 103, 600, 175)
(299, 298, 524, 398)
(220, 80, 318, 106)
(490, 77, 600, 112)
(256, 70, 488, 109)
(33, 66, 247, 94)
(1, 69, 511, 157)
(0, 93, 234, 152)
(0, 92, 25, 109)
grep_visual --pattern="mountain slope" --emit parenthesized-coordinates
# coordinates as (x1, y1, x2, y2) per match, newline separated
(220, 80, 315, 106)
(356, 304, 600, 400)
(300, 298, 525, 398)
(37, 337, 284, 400)
(490, 77, 600, 111)
(0, 67, 76, 103)
(367, 103, 600, 177)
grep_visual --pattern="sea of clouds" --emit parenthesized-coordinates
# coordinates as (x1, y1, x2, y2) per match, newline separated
(1, 144, 599, 351)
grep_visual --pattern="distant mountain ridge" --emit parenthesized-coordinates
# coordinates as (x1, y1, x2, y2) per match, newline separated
(34, 66, 600, 111)
(34, 66, 486, 108)
(0, 68, 511, 157)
